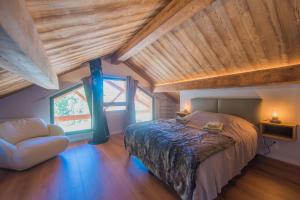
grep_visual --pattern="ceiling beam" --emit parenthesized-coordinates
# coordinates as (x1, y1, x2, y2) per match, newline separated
(111, 0, 215, 63)
(123, 60, 155, 91)
(0, 0, 58, 89)
(154, 65, 300, 92)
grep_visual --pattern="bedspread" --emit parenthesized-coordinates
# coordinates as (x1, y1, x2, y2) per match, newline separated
(124, 120, 235, 200)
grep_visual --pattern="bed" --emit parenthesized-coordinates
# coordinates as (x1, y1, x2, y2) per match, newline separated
(124, 98, 261, 200)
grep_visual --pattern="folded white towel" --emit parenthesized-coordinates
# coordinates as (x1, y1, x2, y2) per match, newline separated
(202, 121, 223, 133)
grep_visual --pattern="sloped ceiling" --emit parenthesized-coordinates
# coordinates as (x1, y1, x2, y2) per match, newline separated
(0, 0, 169, 97)
(0, 67, 32, 97)
(1, 0, 300, 97)
(129, 0, 300, 85)
(26, 0, 169, 73)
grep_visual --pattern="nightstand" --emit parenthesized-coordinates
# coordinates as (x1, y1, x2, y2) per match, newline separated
(176, 112, 190, 118)
(260, 121, 298, 141)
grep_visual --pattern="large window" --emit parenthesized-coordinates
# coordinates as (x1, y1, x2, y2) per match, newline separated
(50, 85, 91, 134)
(50, 77, 127, 134)
(135, 87, 154, 122)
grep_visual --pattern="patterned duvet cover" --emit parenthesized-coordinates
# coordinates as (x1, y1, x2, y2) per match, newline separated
(124, 119, 235, 200)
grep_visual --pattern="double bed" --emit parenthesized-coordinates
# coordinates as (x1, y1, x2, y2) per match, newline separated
(124, 98, 261, 200)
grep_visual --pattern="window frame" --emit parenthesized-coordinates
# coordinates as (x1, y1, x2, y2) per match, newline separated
(135, 86, 155, 122)
(49, 76, 127, 135)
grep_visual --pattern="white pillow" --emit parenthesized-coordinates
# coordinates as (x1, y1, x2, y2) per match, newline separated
(0, 118, 49, 144)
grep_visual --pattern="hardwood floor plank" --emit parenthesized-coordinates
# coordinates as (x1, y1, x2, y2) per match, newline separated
(0, 134, 299, 200)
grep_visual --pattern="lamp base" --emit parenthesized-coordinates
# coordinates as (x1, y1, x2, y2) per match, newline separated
(270, 119, 281, 124)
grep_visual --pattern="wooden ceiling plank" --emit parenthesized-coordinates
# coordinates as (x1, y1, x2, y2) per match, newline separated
(26, 0, 165, 16)
(246, 0, 282, 62)
(224, 0, 268, 67)
(137, 51, 170, 81)
(264, 0, 288, 62)
(0, 0, 58, 89)
(168, 29, 209, 75)
(43, 22, 139, 51)
(165, 31, 209, 75)
(146, 45, 187, 80)
(45, 27, 140, 52)
(49, 36, 131, 61)
(131, 56, 165, 83)
(151, 40, 192, 78)
(112, 0, 215, 63)
(45, 26, 139, 56)
(39, 14, 149, 43)
(141, 49, 180, 82)
(142, 47, 186, 80)
(173, 24, 216, 75)
(49, 38, 128, 60)
(193, 10, 238, 72)
(154, 64, 300, 92)
(124, 60, 155, 89)
(158, 34, 201, 76)
(207, 0, 253, 70)
(134, 53, 166, 81)
(183, 18, 226, 73)
(28, 1, 165, 29)
(129, 57, 163, 81)
(273, 0, 300, 62)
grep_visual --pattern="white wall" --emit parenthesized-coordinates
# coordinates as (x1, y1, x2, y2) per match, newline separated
(180, 84, 300, 166)
(0, 60, 176, 135)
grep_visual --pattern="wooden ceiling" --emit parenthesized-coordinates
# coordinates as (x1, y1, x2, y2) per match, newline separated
(26, 0, 168, 73)
(0, 0, 169, 97)
(129, 0, 300, 85)
(1, 0, 300, 97)
(0, 67, 32, 97)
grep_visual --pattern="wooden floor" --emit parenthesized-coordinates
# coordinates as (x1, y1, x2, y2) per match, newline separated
(0, 134, 299, 200)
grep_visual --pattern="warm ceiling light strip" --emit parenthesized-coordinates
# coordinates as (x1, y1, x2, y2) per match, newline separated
(154, 64, 300, 92)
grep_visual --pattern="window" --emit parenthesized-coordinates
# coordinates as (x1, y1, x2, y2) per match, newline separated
(104, 78, 127, 111)
(50, 85, 91, 134)
(50, 77, 127, 134)
(135, 87, 154, 122)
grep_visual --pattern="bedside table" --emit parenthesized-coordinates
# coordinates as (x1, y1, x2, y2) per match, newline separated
(260, 121, 298, 141)
(176, 112, 190, 118)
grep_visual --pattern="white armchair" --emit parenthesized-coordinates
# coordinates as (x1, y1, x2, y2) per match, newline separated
(0, 118, 69, 170)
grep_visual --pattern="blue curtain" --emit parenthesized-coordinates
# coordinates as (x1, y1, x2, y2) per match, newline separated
(82, 58, 109, 144)
(126, 76, 138, 127)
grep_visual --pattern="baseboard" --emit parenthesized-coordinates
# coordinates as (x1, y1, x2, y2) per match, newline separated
(110, 131, 123, 135)
(68, 132, 92, 142)
(68, 132, 123, 143)
(258, 152, 300, 167)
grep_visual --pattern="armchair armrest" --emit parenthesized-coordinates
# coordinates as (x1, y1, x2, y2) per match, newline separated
(48, 124, 65, 136)
(0, 138, 17, 169)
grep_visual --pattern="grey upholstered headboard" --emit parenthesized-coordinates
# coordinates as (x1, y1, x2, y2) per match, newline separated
(190, 98, 262, 124)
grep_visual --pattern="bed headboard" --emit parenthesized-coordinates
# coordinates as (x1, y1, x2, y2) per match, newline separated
(190, 98, 262, 124)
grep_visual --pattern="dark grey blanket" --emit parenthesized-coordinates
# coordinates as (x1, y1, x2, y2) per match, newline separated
(124, 120, 235, 200)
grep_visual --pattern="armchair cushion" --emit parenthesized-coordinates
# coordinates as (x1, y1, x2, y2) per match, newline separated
(13, 136, 69, 170)
(0, 118, 49, 144)
(48, 124, 64, 136)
